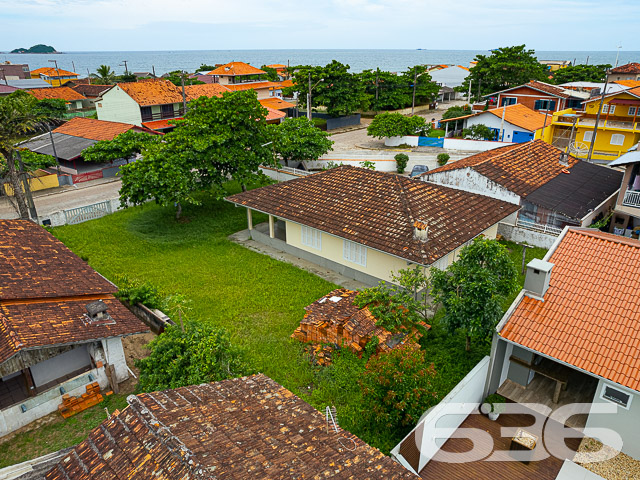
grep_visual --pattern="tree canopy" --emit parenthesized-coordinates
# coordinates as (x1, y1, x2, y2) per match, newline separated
(165, 70, 204, 86)
(462, 124, 496, 140)
(367, 112, 426, 138)
(118, 90, 275, 218)
(269, 117, 333, 165)
(460, 45, 548, 99)
(430, 237, 518, 351)
(91, 65, 116, 84)
(358, 66, 439, 111)
(551, 64, 611, 84)
(260, 65, 280, 82)
(35, 98, 67, 119)
(441, 104, 472, 120)
(81, 130, 160, 163)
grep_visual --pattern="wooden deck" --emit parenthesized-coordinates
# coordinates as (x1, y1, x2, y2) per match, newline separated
(419, 408, 583, 480)
(498, 359, 598, 429)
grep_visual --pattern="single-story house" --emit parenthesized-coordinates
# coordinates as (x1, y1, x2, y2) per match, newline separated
(0, 220, 147, 437)
(487, 227, 640, 461)
(69, 83, 113, 108)
(474, 80, 587, 113)
(19, 117, 158, 183)
(423, 140, 623, 246)
(440, 103, 550, 143)
(226, 166, 519, 285)
(29, 86, 88, 111)
(44, 374, 417, 479)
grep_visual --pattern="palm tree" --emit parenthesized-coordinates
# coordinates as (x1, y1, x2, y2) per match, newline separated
(91, 65, 116, 84)
(0, 91, 48, 219)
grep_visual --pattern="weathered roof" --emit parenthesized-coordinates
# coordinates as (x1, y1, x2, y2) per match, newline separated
(489, 80, 572, 99)
(500, 228, 640, 392)
(206, 62, 266, 76)
(226, 166, 518, 265)
(265, 106, 286, 121)
(611, 62, 640, 74)
(524, 161, 622, 220)
(224, 81, 280, 92)
(19, 132, 96, 161)
(54, 117, 152, 141)
(425, 140, 581, 197)
(259, 97, 296, 110)
(30, 67, 78, 77)
(45, 374, 417, 479)
(70, 84, 112, 98)
(184, 83, 230, 99)
(29, 86, 86, 101)
(0, 220, 115, 300)
(118, 79, 183, 106)
(440, 103, 549, 132)
(0, 85, 18, 94)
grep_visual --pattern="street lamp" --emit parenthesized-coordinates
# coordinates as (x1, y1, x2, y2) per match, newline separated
(307, 74, 324, 121)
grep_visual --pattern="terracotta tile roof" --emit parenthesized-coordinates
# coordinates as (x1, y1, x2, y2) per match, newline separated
(184, 83, 230, 99)
(265, 106, 286, 121)
(29, 86, 86, 101)
(613, 80, 640, 88)
(224, 81, 280, 92)
(45, 374, 417, 480)
(426, 140, 580, 197)
(118, 79, 184, 106)
(440, 104, 549, 132)
(142, 118, 182, 130)
(490, 80, 571, 99)
(500, 228, 640, 392)
(0, 297, 146, 365)
(279, 79, 294, 88)
(0, 220, 115, 301)
(259, 97, 295, 110)
(54, 117, 153, 141)
(206, 61, 266, 76)
(611, 62, 640, 74)
(265, 63, 287, 69)
(31, 67, 78, 77)
(70, 83, 112, 98)
(226, 166, 518, 265)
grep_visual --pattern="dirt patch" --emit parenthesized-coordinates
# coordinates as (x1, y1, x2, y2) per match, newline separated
(119, 332, 156, 394)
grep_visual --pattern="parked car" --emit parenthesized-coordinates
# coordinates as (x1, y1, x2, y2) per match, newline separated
(410, 165, 429, 178)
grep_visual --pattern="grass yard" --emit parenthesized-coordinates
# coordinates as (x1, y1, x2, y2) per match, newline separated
(0, 186, 549, 466)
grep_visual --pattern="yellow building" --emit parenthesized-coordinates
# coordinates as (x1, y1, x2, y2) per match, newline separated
(30, 67, 78, 86)
(537, 86, 640, 162)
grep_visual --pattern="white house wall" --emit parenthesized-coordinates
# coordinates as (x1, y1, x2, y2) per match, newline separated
(100, 337, 129, 383)
(465, 113, 524, 143)
(424, 168, 521, 205)
(97, 86, 142, 125)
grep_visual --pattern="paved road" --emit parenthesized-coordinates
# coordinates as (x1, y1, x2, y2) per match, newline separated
(0, 178, 122, 219)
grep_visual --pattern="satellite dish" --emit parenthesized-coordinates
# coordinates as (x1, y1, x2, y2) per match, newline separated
(569, 141, 589, 157)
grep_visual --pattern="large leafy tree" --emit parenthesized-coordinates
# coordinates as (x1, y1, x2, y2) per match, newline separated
(260, 65, 279, 82)
(35, 98, 67, 119)
(0, 90, 49, 219)
(460, 45, 548, 99)
(441, 104, 472, 120)
(430, 237, 519, 351)
(91, 65, 116, 84)
(359, 69, 409, 111)
(367, 112, 426, 138)
(118, 90, 275, 218)
(270, 117, 333, 165)
(82, 130, 160, 163)
(402, 65, 440, 106)
(551, 64, 611, 84)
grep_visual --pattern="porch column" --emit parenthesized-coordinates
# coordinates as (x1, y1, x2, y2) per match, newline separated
(268, 215, 275, 239)
(247, 208, 253, 230)
(23, 368, 36, 397)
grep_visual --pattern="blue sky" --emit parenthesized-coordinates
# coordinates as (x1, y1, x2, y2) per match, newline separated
(1, 0, 639, 52)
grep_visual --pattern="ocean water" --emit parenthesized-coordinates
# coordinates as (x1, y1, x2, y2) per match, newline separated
(1, 49, 637, 77)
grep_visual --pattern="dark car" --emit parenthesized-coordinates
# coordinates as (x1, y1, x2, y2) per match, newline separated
(410, 165, 429, 178)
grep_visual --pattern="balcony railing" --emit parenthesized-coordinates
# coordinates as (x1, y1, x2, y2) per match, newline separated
(141, 108, 184, 122)
(515, 218, 564, 236)
(623, 189, 640, 208)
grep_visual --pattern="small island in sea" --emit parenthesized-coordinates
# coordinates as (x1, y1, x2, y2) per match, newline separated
(10, 44, 58, 54)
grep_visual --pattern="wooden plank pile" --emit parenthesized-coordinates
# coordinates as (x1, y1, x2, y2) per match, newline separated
(58, 382, 104, 418)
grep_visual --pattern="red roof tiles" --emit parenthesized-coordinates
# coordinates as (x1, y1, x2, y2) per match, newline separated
(54, 117, 154, 141)
(184, 83, 230, 99)
(45, 374, 417, 479)
(29, 86, 86, 102)
(31, 67, 78, 77)
(118, 79, 184, 106)
(224, 81, 280, 92)
(206, 61, 266, 76)
(611, 62, 640, 74)
(226, 166, 518, 265)
(500, 228, 640, 392)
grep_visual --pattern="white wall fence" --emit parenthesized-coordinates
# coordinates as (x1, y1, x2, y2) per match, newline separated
(260, 165, 313, 182)
(498, 221, 559, 249)
(40, 198, 122, 227)
(443, 138, 514, 152)
(391, 356, 490, 475)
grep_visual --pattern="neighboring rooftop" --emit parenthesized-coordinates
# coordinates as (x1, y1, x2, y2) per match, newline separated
(259, 97, 296, 110)
(53, 117, 154, 141)
(5, 79, 51, 89)
(224, 81, 280, 92)
(44, 374, 416, 480)
(206, 61, 266, 76)
(29, 86, 86, 102)
(69, 83, 112, 98)
(226, 166, 519, 265)
(440, 103, 549, 132)
(500, 228, 640, 392)
(489, 80, 573, 99)
(184, 82, 230, 99)
(610, 62, 640, 74)
(30, 67, 77, 77)
(117, 79, 183, 106)
(425, 140, 581, 198)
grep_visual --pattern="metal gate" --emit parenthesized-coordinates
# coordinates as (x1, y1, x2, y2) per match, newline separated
(63, 201, 113, 225)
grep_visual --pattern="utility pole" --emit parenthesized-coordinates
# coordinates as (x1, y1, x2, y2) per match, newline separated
(307, 72, 312, 121)
(181, 71, 187, 114)
(86, 68, 91, 84)
(46, 124, 61, 176)
(615, 45, 622, 68)
(375, 68, 379, 113)
(72, 61, 76, 73)
(411, 67, 418, 115)
(0, 68, 7, 86)
(467, 79, 472, 103)
(586, 73, 610, 163)
(122, 60, 129, 75)
(152, 65, 156, 78)
(500, 104, 506, 141)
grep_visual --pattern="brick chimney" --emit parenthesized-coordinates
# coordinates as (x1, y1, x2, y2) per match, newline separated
(413, 220, 429, 242)
(524, 259, 554, 300)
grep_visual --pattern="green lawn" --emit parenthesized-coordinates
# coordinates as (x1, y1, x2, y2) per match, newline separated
(0, 189, 549, 465)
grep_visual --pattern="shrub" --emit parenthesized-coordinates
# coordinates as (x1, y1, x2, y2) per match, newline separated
(437, 153, 450, 166)
(114, 274, 166, 310)
(462, 124, 496, 140)
(482, 393, 506, 414)
(360, 160, 376, 170)
(394, 153, 409, 174)
(367, 112, 426, 139)
(136, 322, 251, 392)
(428, 129, 445, 138)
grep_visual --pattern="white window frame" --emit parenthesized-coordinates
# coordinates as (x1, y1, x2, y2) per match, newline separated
(301, 226, 321, 250)
(609, 104, 616, 115)
(583, 131, 593, 143)
(602, 104, 609, 114)
(629, 106, 637, 116)
(611, 134, 625, 146)
(342, 239, 367, 267)
(600, 383, 633, 410)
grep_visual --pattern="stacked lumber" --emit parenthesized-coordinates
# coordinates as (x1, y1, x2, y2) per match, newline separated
(58, 382, 104, 418)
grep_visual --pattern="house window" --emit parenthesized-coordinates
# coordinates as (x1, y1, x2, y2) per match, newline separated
(602, 104, 616, 114)
(611, 134, 625, 146)
(343, 239, 367, 266)
(534, 99, 556, 111)
(600, 384, 633, 409)
(161, 104, 174, 119)
(629, 107, 637, 116)
(301, 226, 321, 250)
(602, 104, 608, 114)
(141, 106, 152, 121)
(501, 97, 517, 106)
(583, 131, 593, 143)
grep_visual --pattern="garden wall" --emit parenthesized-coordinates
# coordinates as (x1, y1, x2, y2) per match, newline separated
(442, 138, 513, 152)
(385, 136, 444, 147)
(391, 356, 490, 475)
(497, 222, 558, 249)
